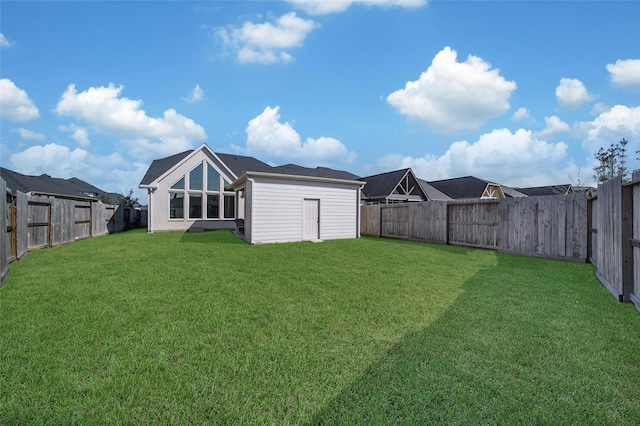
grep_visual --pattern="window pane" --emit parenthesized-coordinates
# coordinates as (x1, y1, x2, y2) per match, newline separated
(189, 194, 202, 219)
(223, 178, 232, 191)
(169, 193, 184, 219)
(207, 194, 219, 219)
(189, 164, 203, 191)
(224, 195, 235, 219)
(170, 177, 184, 190)
(207, 164, 220, 192)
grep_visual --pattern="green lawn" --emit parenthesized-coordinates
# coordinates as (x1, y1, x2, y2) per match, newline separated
(1, 229, 639, 424)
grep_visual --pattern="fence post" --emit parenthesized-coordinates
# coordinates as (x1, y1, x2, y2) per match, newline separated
(1, 178, 8, 284)
(622, 181, 634, 302)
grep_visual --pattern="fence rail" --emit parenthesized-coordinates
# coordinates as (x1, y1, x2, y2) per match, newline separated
(362, 195, 588, 262)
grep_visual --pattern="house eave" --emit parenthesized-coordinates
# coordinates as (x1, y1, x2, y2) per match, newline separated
(231, 171, 366, 190)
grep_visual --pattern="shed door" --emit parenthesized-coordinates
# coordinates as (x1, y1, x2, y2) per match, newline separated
(303, 199, 320, 240)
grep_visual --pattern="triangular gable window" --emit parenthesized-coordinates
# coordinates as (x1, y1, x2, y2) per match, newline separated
(170, 177, 185, 190)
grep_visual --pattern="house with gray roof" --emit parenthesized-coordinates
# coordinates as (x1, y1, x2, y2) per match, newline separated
(0, 167, 119, 201)
(427, 176, 518, 200)
(139, 143, 271, 233)
(360, 168, 430, 203)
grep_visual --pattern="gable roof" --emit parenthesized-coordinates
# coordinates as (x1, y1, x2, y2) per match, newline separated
(0, 167, 108, 200)
(428, 176, 503, 200)
(139, 150, 193, 187)
(360, 168, 411, 199)
(139, 145, 271, 188)
(359, 168, 429, 202)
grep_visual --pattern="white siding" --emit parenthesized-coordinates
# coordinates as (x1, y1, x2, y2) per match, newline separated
(250, 177, 359, 244)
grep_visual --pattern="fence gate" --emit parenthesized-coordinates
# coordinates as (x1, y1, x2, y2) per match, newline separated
(28, 198, 52, 249)
(447, 200, 499, 249)
(381, 205, 410, 239)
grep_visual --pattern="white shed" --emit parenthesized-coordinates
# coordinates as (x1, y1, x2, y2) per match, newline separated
(230, 165, 365, 244)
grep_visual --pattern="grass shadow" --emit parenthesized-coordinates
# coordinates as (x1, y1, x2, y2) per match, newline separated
(309, 252, 640, 425)
(179, 229, 247, 245)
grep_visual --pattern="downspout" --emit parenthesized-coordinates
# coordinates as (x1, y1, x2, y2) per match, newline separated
(357, 186, 362, 238)
(147, 188, 153, 233)
(247, 178, 255, 244)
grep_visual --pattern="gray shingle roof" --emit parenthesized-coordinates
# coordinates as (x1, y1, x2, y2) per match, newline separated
(262, 164, 362, 181)
(215, 152, 272, 177)
(139, 149, 272, 187)
(139, 150, 193, 186)
(0, 167, 107, 199)
(417, 178, 452, 200)
(427, 176, 497, 199)
(516, 185, 572, 196)
(360, 168, 411, 199)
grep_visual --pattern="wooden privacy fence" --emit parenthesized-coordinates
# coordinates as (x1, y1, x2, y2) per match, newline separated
(589, 171, 640, 307)
(362, 194, 589, 262)
(1, 177, 142, 284)
(12, 194, 115, 253)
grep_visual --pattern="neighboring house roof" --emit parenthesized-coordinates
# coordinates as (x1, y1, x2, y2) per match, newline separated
(501, 186, 528, 198)
(516, 184, 573, 196)
(427, 176, 507, 200)
(264, 164, 361, 181)
(417, 178, 452, 200)
(139, 145, 271, 188)
(0, 167, 107, 200)
(360, 168, 429, 202)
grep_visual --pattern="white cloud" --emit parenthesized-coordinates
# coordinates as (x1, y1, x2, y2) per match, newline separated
(183, 84, 205, 103)
(288, 0, 426, 15)
(54, 83, 206, 161)
(10, 143, 149, 201)
(535, 115, 570, 138)
(512, 107, 530, 121)
(0, 33, 14, 48)
(555, 78, 595, 110)
(59, 124, 91, 148)
(244, 106, 356, 164)
(216, 12, 318, 64)
(386, 46, 516, 133)
(575, 104, 640, 151)
(606, 59, 640, 91)
(0, 78, 40, 121)
(377, 128, 569, 187)
(12, 127, 45, 141)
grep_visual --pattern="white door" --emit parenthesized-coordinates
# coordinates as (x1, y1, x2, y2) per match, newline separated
(303, 199, 320, 240)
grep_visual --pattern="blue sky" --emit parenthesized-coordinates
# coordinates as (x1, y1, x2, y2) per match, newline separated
(1, 1, 639, 201)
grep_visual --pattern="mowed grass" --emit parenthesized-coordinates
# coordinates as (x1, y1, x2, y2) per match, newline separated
(1, 230, 639, 424)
